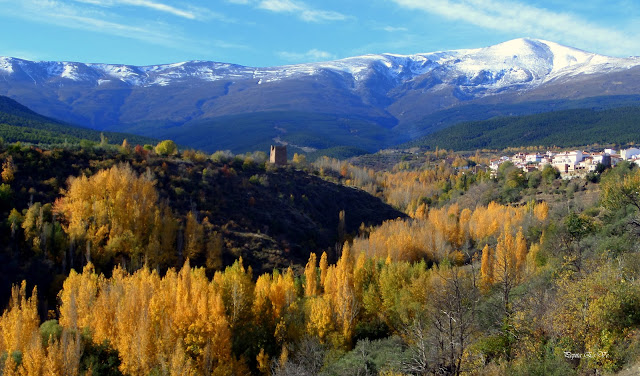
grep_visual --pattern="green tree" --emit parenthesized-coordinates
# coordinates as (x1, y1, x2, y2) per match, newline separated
(541, 165, 560, 184)
(155, 140, 178, 156)
(527, 170, 542, 189)
(602, 166, 640, 212)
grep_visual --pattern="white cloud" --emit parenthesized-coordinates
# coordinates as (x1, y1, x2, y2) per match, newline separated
(258, 0, 300, 12)
(382, 26, 408, 32)
(390, 0, 640, 56)
(278, 49, 336, 62)
(299, 9, 347, 22)
(0, 0, 240, 55)
(72, 0, 195, 18)
(71, 0, 230, 21)
(231, 0, 347, 22)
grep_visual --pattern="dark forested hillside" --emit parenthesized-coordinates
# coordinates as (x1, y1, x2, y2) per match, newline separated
(0, 95, 157, 146)
(0, 144, 404, 312)
(406, 105, 640, 151)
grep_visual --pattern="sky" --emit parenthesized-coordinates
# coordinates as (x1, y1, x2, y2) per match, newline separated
(0, 0, 638, 67)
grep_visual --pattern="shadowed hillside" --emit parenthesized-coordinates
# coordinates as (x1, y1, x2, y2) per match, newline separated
(0, 144, 405, 311)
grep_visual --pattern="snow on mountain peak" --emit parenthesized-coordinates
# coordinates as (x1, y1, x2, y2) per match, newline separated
(0, 38, 638, 93)
(0, 57, 13, 74)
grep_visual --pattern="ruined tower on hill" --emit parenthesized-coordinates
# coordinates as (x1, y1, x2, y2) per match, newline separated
(270, 145, 287, 165)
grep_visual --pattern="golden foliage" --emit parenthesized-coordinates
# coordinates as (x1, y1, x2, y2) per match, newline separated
(56, 261, 237, 375)
(2, 155, 16, 183)
(352, 201, 545, 265)
(480, 244, 494, 290)
(304, 253, 318, 297)
(54, 164, 170, 267)
(0, 281, 39, 354)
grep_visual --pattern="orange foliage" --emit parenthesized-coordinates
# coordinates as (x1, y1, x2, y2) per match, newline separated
(352, 201, 546, 264)
(58, 261, 238, 375)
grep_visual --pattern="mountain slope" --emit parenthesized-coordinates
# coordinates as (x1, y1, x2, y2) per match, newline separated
(1, 38, 639, 152)
(0, 95, 157, 146)
(405, 106, 640, 151)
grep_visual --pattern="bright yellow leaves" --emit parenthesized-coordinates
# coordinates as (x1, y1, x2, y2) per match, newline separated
(0, 281, 39, 355)
(351, 201, 548, 264)
(480, 244, 494, 289)
(306, 296, 334, 342)
(304, 253, 318, 297)
(322, 246, 361, 346)
(1, 155, 16, 183)
(54, 164, 170, 268)
(56, 261, 238, 376)
(0, 282, 81, 376)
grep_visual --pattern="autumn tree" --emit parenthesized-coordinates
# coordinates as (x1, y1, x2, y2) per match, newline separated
(54, 164, 173, 270)
(480, 244, 494, 290)
(323, 244, 361, 346)
(515, 228, 528, 277)
(120, 139, 131, 154)
(494, 227, 518, 316)
(183, 211, 204, 261)
(304, 253, 318, 297)
(0, 281, 39, 356)
(292, 153, 307, 167)
(319, 252, 328, 289)
(155, 140, 178, 156)
(57, 261, 239, 375)
(1, 155, 16, 183)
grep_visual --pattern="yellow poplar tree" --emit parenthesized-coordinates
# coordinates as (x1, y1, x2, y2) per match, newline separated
(184, 211, 204, 261)
(304, 253, 318, 297)
(480, 244, 494, 290)
(515, 228, 528, 277)
(54, 164, 166, 267)
(319, 252, 328, 290)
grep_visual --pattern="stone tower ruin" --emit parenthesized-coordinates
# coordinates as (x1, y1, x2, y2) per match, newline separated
(270, 145, 287, 165)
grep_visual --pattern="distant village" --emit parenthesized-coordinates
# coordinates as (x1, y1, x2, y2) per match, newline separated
(490, 147, 640, 179)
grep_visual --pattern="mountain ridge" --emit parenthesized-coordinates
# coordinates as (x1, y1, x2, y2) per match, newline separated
(1, 38, 639, 153)
(3, 38, 637, 89)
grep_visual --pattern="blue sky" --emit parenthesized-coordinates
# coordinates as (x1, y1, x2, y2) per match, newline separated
(0, 0, 638, 67)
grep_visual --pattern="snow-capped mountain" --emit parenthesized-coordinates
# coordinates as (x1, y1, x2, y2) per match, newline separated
(1, 38, 636, 89)
(0, 38, 639, 152)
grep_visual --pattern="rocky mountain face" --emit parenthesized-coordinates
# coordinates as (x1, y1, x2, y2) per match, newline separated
(1, 38, 639, 152)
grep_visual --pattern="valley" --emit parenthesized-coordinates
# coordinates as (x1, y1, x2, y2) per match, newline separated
(1, 36, 640, 376)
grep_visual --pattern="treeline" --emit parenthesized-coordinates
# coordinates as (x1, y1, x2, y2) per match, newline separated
(0, 95, 157, 148)
(406, 106, 640, 151)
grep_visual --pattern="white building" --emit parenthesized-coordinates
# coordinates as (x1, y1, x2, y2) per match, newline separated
(621, 148, 640, 161)
(512, 153, 527, 164)
(525, 153, 543, 163)
(553, 150, 584, 165)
